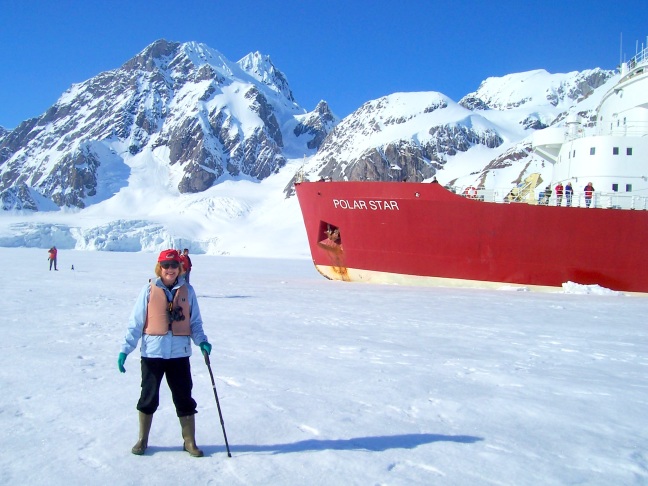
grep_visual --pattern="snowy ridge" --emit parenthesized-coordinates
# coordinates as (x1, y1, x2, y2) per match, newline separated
(469, 68, 614, 110)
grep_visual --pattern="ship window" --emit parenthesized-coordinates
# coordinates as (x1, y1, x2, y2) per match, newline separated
(613, 147, 619, 155)
(612, 184, 619, 192)
(627, 147, 633, 155)
(590, 147, 595, 155)
(626, 184, 632, 192)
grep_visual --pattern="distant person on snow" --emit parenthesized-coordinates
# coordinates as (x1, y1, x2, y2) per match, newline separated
(48, 246, 58, 271)
(180, 248, 193, 284)
(584, 182, 595, 208)
(117, 249, 211, 457)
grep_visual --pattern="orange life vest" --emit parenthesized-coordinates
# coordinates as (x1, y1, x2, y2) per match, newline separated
(144, 283, 191, 336)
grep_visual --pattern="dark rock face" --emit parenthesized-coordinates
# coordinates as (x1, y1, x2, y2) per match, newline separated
(521, 116, 549, 130)
(458, 96, 490, 111)
(0, 183, 38, 211)
(293, 101, 337, 150)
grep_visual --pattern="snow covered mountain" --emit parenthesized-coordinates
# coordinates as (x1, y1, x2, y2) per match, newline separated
(293, 68, 614, 192)
(0, 40, 335, 210)
(0, 39, 616, 256)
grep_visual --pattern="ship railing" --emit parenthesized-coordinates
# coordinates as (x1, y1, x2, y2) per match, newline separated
(457, 187, 530, 203)
(569, 192, 648, 210)
(459, 180, 539, 204)
(467, 188, 648, 210)
(595, 121, 648, 137)
(626, 43, 648, 70)
(565, 121, 648, 140)
(487, 187, 536, 204)
(537, 193, 647, 210)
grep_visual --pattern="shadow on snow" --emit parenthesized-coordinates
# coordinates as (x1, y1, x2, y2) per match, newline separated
(195, 433, 483, 456)
(197, 294, 254, 299)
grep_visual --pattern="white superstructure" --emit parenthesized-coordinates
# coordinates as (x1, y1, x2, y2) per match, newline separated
(533, 41, 648, 209)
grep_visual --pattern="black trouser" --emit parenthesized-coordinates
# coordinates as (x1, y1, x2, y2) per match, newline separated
(137, 357, 197, 417)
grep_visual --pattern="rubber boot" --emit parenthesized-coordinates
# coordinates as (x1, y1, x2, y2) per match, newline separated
(131, 412, 153, 455)
(179, 415, 204, 457)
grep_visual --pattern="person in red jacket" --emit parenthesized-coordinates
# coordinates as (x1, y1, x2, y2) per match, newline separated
(554, 182, 564, 206)
(180, 248, 193, 283)
(48, 246, 58, 271)
(584, 182, 595, 208)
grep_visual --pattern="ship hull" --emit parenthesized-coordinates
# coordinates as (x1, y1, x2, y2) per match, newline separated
(295, 181, 648, 293)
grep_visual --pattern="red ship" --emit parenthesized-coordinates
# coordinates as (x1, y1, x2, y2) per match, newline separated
(295, 181, 648, 293)
(294, 44, 648, 293)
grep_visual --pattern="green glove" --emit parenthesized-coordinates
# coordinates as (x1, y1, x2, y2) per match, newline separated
(199, 342, 212, 356)
(118, 352, 127, 373)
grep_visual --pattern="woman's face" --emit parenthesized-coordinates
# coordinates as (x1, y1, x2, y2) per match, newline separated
(159, 261, 180, 286)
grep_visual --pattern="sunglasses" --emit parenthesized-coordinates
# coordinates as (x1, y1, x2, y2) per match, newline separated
(160, 261, 180, 269)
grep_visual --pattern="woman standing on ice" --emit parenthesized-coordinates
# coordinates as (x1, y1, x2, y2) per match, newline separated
(117, 249, 212, 457)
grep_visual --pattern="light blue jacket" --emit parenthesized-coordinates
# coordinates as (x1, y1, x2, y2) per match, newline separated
(120, 276, 208, 359)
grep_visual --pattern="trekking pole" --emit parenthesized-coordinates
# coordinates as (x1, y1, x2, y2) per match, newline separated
(203, 350, 232, 457)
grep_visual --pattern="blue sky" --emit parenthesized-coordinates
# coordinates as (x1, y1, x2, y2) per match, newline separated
(0, 0, 645, 129)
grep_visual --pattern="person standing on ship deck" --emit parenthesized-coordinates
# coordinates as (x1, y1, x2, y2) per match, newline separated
(565, 182, 573, 207)
(584, 182, 595, 208)
(543, 185, 552, 205)
(554, 182, 564, 206)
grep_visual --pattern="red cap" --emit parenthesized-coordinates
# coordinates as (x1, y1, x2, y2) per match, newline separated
(157, 249, 181, 263)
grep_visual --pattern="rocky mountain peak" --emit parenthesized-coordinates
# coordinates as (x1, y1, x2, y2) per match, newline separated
(0, 40, 330, 210)
(121, 39, 180, 71)
(238, 51, 295, 103)
(292, 101, 338, 150)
